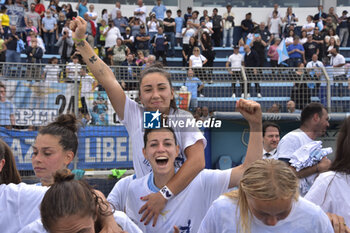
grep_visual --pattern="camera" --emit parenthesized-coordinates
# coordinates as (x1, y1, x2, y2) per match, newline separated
(63, 31, 67, 35)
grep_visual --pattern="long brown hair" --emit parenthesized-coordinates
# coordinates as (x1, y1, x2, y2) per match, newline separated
(224, 160, 299, 233)
(0, 138, 21, 184)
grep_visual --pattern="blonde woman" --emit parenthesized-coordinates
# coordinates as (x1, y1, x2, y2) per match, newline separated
(198, 159, 334, 233)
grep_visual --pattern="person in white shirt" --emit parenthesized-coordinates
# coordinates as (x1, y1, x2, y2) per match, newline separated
(306, 54, 324, 96)
(189, 46, 207, 84)
(65, 55, 82, 81)
(226, 45, 244, 98)
(126, 99, 263, 232)
(70, 16, 207, 228)
(302, 15, 315, 35)
(198, 159, 334, 233)
(269, 3, 282, 21)
(42, 57, 61, 83)
(222, 4, 235, 47)
(269, 10, 283, 39)
(262, 121, 280, 159)
(134, 0, 147, 24)
(276, 102, 331, 196)
(305, 116, 350, 227)
(329, 48, 347, 96)
(111, 1, 121, 21)
(103, 20, 122, 51)
(87, 4, 98, 27)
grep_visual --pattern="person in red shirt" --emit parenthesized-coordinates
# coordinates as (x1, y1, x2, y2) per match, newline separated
(34, 0, 45, 18)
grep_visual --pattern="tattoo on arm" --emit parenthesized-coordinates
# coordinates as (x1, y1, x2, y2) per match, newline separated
(76, 40, 85, 47)
(89, 55, 97, 64)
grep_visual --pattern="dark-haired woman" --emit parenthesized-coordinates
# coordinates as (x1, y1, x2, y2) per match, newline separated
(305, 116, 350, 226)
(19, 169, 141, 233)
(31, 114, 78, 186)
(70, 16, 206, 226)
(0, 138, 21, 184)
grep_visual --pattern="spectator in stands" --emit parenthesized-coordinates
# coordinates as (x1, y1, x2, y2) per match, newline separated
(285, 29, 294, 47)
(241, 12, 256, 42)
(306, 54, 324, 96)
(302, 15, 315, 35)
(257, 22, 273, 45)
(300, 31, 308, 45)
(7, 0, 26, 39)
(325, 28, 340, 47)
(222, 4, 234, 48)
(111, 1, 121, 21)
(42, 9, 57, 54)
(25, 20, 38, 45)
(151, 26, 168, 65)
(338, 10, 350, 47)
(34, 0, 45, 18)
(25, 3, 41, 33)
(227, 45, 244, 98)
(211, 8, 222, 47)
(0, 82, 15, 128)
(123, 27, 135, 54)
(243, 44, 261, 98)
(189, 46, 207, 83)
(286, 100, 300, 113)
(109, 37, 129, 65)
(135, 50, 147, 66)
(199, 9, 209, 22)
(148, 13, 159, 48)
(66, 55, 82, 82)
(175, 9, 184, 47)
(267, 103, 281, 113)
(134, 0, 147, 24)
(323, 16, 337, 36)
(99, 19, 107, 49)
(4, 25, 21, 63)
(83, 13, 96, 48)
(197, 20, 212, 40)
(313, 5, 327, 26)
(0, 138, 21, 184)
(291, 63, 311, 110)
(56, 12, 66, 39)
(304, 34, 319, 62)
(80, 67, 96, 113)
(267, 38, 280, 67)
(201, 32, 214, 69)
(262, 121, 280, 159)
(0, 6, 10, 39)
(143, 54, 155, 68)
(330, 48, 346, 96)
(185, 69, 204, 111)
(312, 26, 325, 61)
(0, 37, 6, 69)
(48, 0, 58, 16)
(87, 4, 97, 28)
(152, 0, 166, 21)
(103, 20, 122, 55)
(188, 10, 200, 30)
(250, 34, 267, 68)
(182, 33, 196, 67)
(204, 16, 213, 36)
(121, 53, 137, 90)
(287, 36, 305, 67)
(76, 0, 87, 17)
(283, 6, 298, 35)
(65, 4, 77, 20)
(114, 10, 128, 38)
(269, 11, 283, 40)
(135, 24, 150, 57)
(327, 7, 339, 25)
(268, 3, 282, 22)
(163, 10, 175, 57)
(200, 106, 210, 121)
(130, 17, 142, 37)
(42, 57, 60, 82)
(326, 36, 339, 58)
(56, 21, 73, 64)
(25, 36, 43, 64)
(184, 6, 192, 25)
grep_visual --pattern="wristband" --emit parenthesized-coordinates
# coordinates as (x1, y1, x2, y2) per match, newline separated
(159, 185, 174, 200)
(72, 38, 85, 42)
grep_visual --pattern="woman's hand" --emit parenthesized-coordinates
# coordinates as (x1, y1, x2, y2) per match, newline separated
(139, 192, 167, 227)
(70, 16, 87, 41)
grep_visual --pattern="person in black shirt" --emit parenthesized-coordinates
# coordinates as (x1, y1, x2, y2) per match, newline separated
(244, 45, 261, 98)
(312, 27, 324, 61)
(241, 12, 257, 42)
(163, 9, 175, 57)
(313, 5, 327, 26)
(303, 34, 319, 62)
(250, 34, 267, 68)
(256, 22, 272, 45)
(338, 10, 350, 47)
(4, 25, 21, 63)
(135, 25, 150, 57)
(151, 27, 169, 65)
(211, 8, 222, 47)
(184, 7, 192, 26)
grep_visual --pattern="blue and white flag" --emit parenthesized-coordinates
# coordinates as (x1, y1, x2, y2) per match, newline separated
(277, 39, 289, 64)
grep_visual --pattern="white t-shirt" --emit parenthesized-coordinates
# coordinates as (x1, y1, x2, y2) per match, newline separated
(19, 211, 143, 233)
(306, 60, 324, 68)
(134, 6, 147, 24)
(285, 36, 294, 45)
(302, 22, 315, 35)
(190, 54, 207, 68)
(182, 28, 195, 45)
(330, 53, 346, 77)
(198, 195, 333, 233)
(121, 97, 207, 178)
(126, 169, 231, 233)
(103, 26, 122, 48)
(269, 18, 283, 35)
(66, 62, 82, 80)
(107, 174, 136, 212)
(228, 53, 244, 71)
(276, 129, 316, 196)
(43, 64, 60, 83)
(305, 171, 350, 226)
(147, 21, 159, 33)
(80, 74, 95, 94)
(87, 11, 98, 27)
(0, 183, 47, 233)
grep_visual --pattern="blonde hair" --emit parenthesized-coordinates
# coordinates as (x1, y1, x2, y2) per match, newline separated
(224, 159, 299, 233)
